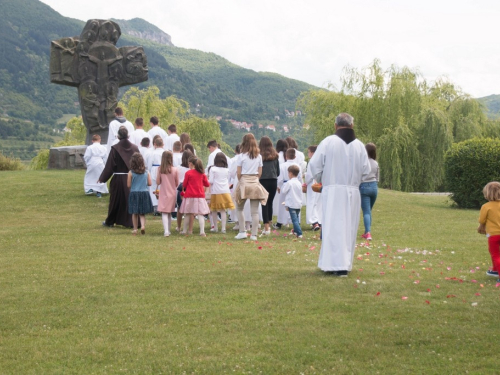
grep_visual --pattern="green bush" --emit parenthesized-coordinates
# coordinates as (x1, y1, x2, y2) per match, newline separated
(445, 138, 500, 208)
(0, 152, 25, 171)
(30, 148, 50, 170)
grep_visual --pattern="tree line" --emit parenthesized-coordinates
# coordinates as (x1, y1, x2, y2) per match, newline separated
(298, 60, 500, 192)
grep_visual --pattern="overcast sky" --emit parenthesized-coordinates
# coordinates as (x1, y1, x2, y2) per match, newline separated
(40, 0, 499, 98)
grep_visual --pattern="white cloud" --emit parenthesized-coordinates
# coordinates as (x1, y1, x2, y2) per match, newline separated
(41, 0, 500, 97)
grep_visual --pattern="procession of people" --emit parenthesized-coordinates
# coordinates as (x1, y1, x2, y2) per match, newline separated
(86, 108, 379, 277)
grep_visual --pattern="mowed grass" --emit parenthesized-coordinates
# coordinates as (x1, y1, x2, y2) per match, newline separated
(1, 170, 499, 374)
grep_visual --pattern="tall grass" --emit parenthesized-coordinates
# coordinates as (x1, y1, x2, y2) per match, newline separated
(0, 152, 24, 170)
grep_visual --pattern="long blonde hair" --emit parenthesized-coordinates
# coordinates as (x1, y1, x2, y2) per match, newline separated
(159, 151, 173, 174)
(240, 133, 259, 159)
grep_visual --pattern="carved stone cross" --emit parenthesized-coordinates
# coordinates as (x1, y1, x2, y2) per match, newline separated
(50, 20, 148, 144)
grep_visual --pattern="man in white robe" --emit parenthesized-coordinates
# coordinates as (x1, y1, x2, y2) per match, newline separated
(308, 113, 371, 276)
(147, 116, 168, 147)
(84, 134, 109, 197)
(165, 124, 181, 152)
(146, 136, 165, 214)
(106, 107, 134, 152)
(130, 117, 151, 147)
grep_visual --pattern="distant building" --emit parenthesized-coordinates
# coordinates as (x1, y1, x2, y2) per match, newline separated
(266, 125, 276, 132)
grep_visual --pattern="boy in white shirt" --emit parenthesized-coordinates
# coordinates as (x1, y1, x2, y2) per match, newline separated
(147, 116, 168, 146)
(130, 117, 151, 146)
(281, 164, 303, 238)
(276, 148, 302, 228)
(172, 141, 183, 167)
(165, 124, 180, 151)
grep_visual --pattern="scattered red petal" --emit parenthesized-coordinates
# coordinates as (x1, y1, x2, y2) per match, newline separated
(414, 280, 420, 284)
(425, 300, 430, 304)
(401, 265, 406, 269)
(446, 294, 456, 298)
(471, 280, 477, 283)
(401, 296, 408, 300)
(310, 246, 316, 251)
(475, 293, 481, 296)
(258, 246, 263, 250)
(436, 284, 440, 288)
(380, 272, 385, 275)
(376, 292, 381, 296)
(426, 288, 431, 292)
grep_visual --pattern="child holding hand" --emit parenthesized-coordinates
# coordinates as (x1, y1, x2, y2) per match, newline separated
(478, 181, 500, 281)
(179, 156, 210, 236)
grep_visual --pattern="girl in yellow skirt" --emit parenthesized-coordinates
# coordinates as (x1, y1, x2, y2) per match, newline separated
(208, 152, 235, 233)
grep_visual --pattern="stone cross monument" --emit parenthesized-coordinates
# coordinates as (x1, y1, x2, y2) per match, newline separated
(50, 19, 148, 145)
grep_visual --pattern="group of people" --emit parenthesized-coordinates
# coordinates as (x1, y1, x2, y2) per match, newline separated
(84, 108, 382, 277)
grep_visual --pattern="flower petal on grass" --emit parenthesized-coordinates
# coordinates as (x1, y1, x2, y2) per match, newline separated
(475, 293, 481, 296)
(401, 296, 408, 300)
(376, 292, 381, 296)
(425, 300, 430, 304)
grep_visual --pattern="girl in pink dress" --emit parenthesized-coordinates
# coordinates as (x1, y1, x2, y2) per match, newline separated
(179, 155, 210, 236)
(157, 151, 179, 237)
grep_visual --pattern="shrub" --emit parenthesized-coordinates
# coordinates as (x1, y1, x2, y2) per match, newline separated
(445, 138, 500, 208)
(30, 148, 50, 170)
(0, 152, 25, 171)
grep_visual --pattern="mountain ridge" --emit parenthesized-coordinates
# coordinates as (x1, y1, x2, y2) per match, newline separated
(0, 0, 317, 127)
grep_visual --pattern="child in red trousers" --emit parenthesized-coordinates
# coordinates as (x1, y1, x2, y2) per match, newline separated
(478, 181, 500, 282)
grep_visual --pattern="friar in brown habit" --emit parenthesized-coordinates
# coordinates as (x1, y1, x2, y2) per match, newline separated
(99, 126, 139, 227)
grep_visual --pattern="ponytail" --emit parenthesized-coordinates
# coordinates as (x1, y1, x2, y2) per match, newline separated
(188, 155, 204, 174)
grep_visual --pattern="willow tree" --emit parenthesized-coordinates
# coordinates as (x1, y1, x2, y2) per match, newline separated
(297, 59, 475, 192)
(119, 86, 189, 130)
(119, 86, 229, 161)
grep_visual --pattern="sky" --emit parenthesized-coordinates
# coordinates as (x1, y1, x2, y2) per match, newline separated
(40, 0, 500, 98)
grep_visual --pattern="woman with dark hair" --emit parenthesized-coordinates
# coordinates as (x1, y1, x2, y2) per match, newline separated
(275, 139, 288, 164)
(285, 136, 305, 165)
(183, 143, 195, 155)
(259, 136, 280, 235)
(359, 143, 379, 241)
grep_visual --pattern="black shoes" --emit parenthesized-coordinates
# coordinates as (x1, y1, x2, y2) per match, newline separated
(325, 270, 348, 277)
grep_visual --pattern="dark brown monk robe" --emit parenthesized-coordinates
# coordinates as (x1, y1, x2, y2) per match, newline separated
(99, 138, 139, 227)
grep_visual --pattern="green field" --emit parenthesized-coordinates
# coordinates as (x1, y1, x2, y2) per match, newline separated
(1, 170, 498, 374)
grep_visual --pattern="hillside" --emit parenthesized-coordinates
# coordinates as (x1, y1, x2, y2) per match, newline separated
(0, 0, 317, 129)
(478, 94, 500, 119)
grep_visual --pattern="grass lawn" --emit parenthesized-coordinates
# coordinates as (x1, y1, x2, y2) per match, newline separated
(1, 170, 499, 374)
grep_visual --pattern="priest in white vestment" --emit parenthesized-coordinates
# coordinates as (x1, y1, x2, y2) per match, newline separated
(308, 113, 371, 276)
(84, 134, 109, 196)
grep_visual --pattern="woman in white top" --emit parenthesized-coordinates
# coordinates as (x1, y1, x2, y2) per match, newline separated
(359, 143, 379, 241)
(234, 134, 269, 241)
